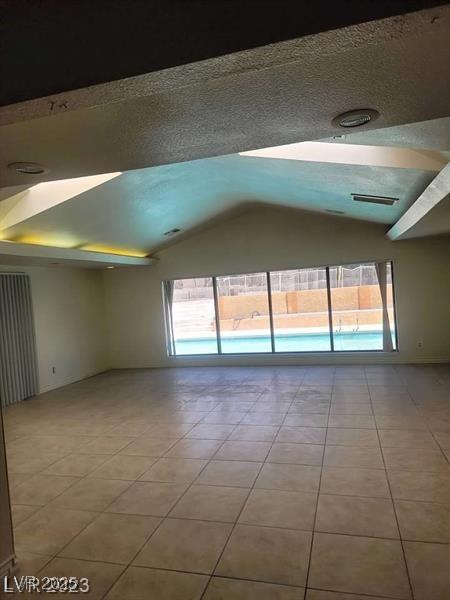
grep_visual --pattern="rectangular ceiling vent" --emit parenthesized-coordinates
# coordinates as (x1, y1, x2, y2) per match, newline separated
(352, 193, 399, 206)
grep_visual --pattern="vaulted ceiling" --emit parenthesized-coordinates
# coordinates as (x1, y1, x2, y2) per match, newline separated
(0, 4, 449, 267)
(1, 121, 448, 257)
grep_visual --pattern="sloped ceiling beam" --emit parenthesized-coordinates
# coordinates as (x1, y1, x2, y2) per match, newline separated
(2, 6, 449, 127)
(1, 5, 449, 189)
(0, 173, 121, 230)
(240, 142, 448, 171)
(387, 163, 450, 240)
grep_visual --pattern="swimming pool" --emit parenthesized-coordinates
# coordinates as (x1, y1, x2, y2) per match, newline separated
(174, 330, 394, 355)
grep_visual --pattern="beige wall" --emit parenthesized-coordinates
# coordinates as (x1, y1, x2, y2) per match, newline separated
(103, 207, 450, 367)
(0, 265, 108, 393)
(0, 205, 447, 390)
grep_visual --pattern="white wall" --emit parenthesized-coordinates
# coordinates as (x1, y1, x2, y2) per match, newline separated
(0, 265, 108, 392)
(103, 206, 450, 367)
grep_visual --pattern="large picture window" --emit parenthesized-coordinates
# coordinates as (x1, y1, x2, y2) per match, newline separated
(163, 260, 397, 356)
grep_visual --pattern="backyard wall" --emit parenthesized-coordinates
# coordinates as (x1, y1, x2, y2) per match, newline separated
(0, 264, 108, 392)
(217, 284, 392, 330)
(103, 206, 450, 366)
(218, 284, 389, 319)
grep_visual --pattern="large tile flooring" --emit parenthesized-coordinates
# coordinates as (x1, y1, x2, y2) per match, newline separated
(3, 364, 450, 599)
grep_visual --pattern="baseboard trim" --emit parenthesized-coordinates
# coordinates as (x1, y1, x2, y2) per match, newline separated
(0, 554, 15, 578)
(112, 355, 450, 369)
(38, 368, 109, 394)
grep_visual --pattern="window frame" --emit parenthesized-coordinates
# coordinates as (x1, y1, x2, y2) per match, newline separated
(215, 271, 273, 355)
(163, 259, 399, 357)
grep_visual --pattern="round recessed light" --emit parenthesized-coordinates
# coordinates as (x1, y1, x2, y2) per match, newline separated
(332, 109, 380, 129)
(8, 162, 49, 175)
(106, 265, 116, 270)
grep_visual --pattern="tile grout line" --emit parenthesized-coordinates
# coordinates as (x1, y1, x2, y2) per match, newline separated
(407, 387, 450, 465)
(197, 382, 287, 599)
(97, 381, 236, 600)
(100, 381, 271, 599)
(21, 394, 221, 596)
(5, 368, 450, 599)
(198, 377, 304, 599)
(303, 367, 333, 598)
(369, 371, 416, 600)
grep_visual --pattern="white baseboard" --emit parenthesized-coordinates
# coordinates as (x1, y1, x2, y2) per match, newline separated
(38, 368, 109, 394)
(111, 352, 450, 369)
(150, 353, 450, 368)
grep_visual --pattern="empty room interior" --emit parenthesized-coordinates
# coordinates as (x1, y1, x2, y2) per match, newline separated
(1, 2, 450, 599)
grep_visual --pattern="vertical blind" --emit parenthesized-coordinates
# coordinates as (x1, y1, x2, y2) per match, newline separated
(162, 279, 175, 357)
(375, 261, 394, 352)
(0, 274, 38, 407)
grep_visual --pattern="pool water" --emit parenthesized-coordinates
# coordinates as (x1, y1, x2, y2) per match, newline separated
(174, 330, 393, 355)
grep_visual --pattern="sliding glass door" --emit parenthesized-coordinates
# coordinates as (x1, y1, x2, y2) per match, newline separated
(163, 260, 397, 356)
(216, 272, 272, 353)
(269, 268, 331, 351)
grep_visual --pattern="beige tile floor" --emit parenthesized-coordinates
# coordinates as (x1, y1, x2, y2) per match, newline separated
(2, 364, 450, 599)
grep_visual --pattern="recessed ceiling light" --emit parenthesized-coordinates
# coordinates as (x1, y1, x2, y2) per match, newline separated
(106, 265, 116, 269)
(332, 109, 379, 129)
(164, 228, 181, 236)
(325, 209, 345, 215)
(7, 162, 49, 175)
(352, 193, 399, 206)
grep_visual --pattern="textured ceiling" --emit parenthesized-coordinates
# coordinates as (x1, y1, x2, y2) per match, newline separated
(0, 150, 440, 254)
(1, 6, 449, 189)
(321, 117, 450, 151)
(0, 6, 449, 259)
(3, 0, 445, 106)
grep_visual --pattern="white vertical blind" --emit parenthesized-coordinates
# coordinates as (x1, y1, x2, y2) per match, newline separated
(0, 274, 38, 407)
(162, 280, 175, 356)
(375, 262, 394, 352)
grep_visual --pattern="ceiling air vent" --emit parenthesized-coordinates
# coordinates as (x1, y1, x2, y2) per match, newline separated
(352, 194, 399, 206)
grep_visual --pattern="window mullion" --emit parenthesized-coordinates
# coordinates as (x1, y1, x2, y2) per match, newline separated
(212, 276, 222, 354)
(325, 266, 335, 352)
(266, 272, 276, 353)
